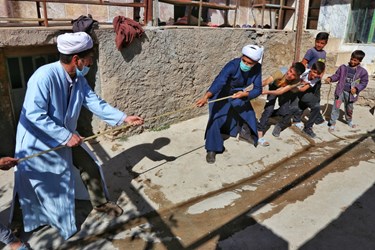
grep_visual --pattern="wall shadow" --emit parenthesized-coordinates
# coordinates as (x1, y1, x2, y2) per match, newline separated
(120, 35, 147, 62)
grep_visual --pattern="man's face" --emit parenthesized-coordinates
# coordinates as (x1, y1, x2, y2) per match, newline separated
(348, 57, 361, 67)
(308, 69, 321, 80)
(285, 67, 298, 81)
(241, 55, 257, 67)
(315, 39, 327, 51)
(75, 52, 94, 70)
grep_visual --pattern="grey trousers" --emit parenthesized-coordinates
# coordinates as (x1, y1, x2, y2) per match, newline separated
(329, 91, 354, 125)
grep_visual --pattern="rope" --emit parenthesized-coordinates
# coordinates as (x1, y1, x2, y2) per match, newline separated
(321, 83, 332, 116)
(18, 94, 237, 163)
(328, 129, 346, 140)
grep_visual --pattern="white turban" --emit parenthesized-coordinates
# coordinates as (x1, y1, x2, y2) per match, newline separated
(57, 32, 93, 55)
(242, 45, 264, 64)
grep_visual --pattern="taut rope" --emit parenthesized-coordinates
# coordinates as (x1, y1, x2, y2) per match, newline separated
(18, 94, 240, 162)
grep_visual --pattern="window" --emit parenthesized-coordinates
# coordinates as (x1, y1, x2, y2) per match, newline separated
(5, 52, 58, 122)
(346, 0, 375, 43)
(306, 0, 321, 29)
(6, 54, 58, 90)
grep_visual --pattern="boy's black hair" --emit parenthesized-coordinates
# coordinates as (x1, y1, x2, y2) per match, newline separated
(292, 62, 306, 76)
(311, 61, 325, 74)
(59, 47, 94, 64)
(315, 32, 329, 41)
(351, 50, 365, 62)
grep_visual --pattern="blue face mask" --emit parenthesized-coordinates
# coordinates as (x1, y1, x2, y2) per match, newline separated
(240, 61, 252, 72)
(76, 66, 90, 77)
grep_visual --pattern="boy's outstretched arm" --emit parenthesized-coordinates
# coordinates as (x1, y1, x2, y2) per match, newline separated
(262, 75, 274, 87)
(262, 84, 293, 96)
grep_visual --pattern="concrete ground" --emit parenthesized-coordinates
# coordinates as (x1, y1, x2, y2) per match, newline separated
(1, 96, 375, 249)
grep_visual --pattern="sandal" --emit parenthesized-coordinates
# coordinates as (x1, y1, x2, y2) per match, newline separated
(292, 122, 304, 130)
(258, 138, 270, 147)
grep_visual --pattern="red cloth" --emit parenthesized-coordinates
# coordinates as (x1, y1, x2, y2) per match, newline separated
(113, 16, 145, 50)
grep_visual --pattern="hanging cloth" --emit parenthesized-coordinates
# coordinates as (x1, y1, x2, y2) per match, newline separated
(113, 16, 145, 50)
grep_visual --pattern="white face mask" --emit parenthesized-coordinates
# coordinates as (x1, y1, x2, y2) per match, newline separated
(76, 66, 90, 77)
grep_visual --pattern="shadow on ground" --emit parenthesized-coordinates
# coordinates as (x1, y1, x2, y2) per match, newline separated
(57, 130, 375, 249)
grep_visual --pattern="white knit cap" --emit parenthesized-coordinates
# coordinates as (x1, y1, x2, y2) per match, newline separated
(57, 32, 93, 55)
(242, 44, 264, 64)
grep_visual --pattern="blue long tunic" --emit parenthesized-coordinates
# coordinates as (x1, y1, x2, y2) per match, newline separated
(14, 61, 125, 239)
(205, 58, 262, 152)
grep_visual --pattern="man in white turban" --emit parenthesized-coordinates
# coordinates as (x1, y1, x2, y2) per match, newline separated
(11, 32, 143, 239)
(196, 44, 263, 163)
(241, 44, 264, 64)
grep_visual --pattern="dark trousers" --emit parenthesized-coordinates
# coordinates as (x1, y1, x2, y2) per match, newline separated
(258, 94, 277, 132)
(294, 81, 324, 123)
(72, 146, 107, 207)
(258, 92, 297, 132)
(293, 92, 321, 129)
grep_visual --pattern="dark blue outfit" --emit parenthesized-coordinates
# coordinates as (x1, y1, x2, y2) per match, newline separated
(205, 58, 262, 153)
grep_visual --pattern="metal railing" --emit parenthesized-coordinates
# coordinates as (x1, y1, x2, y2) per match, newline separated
(0, 0, 152, 27)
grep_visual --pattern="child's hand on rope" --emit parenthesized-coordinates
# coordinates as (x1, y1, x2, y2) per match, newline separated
(324, 77, 332, 84)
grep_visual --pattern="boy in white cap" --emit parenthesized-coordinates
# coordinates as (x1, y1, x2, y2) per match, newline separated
(196, 44, 263, 163)
(11, 32, 143, 240)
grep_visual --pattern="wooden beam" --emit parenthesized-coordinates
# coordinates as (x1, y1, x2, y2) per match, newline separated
(294, 0, 304, 62)
(0, 17, 72, 22)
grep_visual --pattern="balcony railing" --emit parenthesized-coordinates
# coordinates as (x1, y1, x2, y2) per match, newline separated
(0, 0, 152, 27)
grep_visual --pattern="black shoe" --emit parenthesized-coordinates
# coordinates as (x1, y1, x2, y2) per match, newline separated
(272, 125, 282, 137)
(206, 151, 216, 164)
(315, 116, 325, 125)
(238, 134, 254, 145)
(303, 127, 316, 138)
